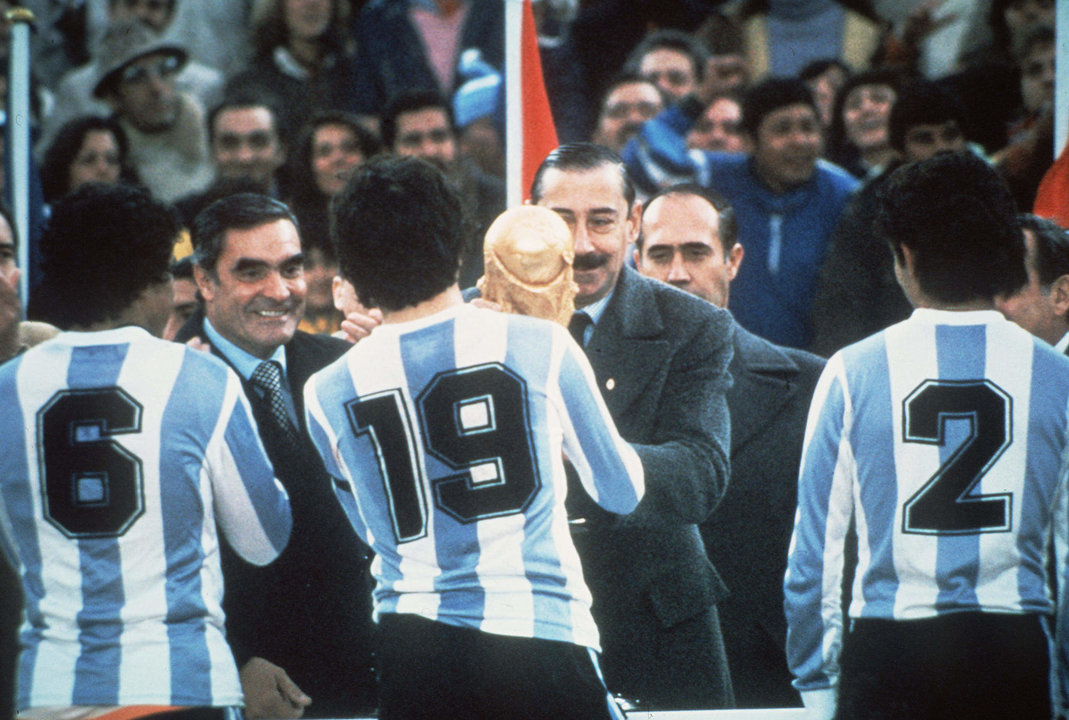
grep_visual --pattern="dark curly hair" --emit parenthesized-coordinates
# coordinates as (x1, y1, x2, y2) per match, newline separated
(287, 110, 381, 208)
(331, 155, 463, 311)
(35, 183, 179, 328)
(875, 152, 1025, 304)
(39, 116, 139, 203)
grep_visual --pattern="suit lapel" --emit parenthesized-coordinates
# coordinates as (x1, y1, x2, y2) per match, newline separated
(585, 268, 669, 417)
(727, 328, 801, 453)
(284, 340, 313, 426)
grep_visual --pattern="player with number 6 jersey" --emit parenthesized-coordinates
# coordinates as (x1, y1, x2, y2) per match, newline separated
(0, 184, 292, 715)
(311, 155, 644, 720)
(785, 152, 1069, 720)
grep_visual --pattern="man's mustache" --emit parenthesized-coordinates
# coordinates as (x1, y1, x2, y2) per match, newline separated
(573, 253, 610, 272)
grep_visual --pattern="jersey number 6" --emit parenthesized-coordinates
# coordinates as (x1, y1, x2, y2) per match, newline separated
(37, 388, 145, 539)
(347, 363, 541, 543)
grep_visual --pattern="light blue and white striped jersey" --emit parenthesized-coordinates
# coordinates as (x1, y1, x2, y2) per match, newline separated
(784, 309, 1069, 708)
(0, 327, 292, 709)
(305, 303, 644, 651)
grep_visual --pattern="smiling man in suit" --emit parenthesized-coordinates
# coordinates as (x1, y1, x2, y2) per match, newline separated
(531, 143, 735, 710)
(635, 182, 824, 708)
(176, 194, 376, 719)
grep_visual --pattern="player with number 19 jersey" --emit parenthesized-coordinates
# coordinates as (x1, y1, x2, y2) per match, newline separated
(785, 309, 1069, 706)
(305, 303, 644, 651)
(0, 327, 292, 710)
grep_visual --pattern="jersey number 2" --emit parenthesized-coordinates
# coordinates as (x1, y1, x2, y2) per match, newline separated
(347, 364, 540, 543)
(37, 388, 145, 539)
(902, 380, 1012, 535)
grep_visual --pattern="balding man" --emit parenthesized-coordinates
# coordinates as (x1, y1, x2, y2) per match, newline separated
(635, 183, 823, 708)
(997, 214, 1069, 352)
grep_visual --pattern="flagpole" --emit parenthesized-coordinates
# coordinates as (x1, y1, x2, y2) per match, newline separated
(505, 0, 522, 208)
(7, 7, 33, 307)
(1057, 0, 1067, 156)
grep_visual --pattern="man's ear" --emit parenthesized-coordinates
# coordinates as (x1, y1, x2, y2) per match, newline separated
(726, 243, 744, 281)
(626, 200, 643, 245)
(1051, 274, 1069, 319)
(193, 263, 215, 303)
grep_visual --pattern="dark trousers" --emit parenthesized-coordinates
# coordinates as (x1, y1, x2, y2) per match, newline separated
(376, 613, 623, 720)
(837, 611, 1050, 720)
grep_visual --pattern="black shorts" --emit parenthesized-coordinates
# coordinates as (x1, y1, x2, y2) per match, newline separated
(837, 611, 1050, 720)
(376, 613, 624, 720)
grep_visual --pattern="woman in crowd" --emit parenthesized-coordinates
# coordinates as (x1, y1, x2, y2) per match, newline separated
(286, 110, 380, 335)
(227, 0, 358, 143)
(39, 115, 139, 204)
(826, 69, 900, 180)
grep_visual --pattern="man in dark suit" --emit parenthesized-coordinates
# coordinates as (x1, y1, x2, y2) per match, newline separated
(531, 144, 735, 710)
(175, 194, 376, 718)
(635, 183, 824, 708)
(996, 213, 1069, 353)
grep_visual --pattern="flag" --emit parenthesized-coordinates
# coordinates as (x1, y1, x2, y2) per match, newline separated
(506, 0, 558, 205)
(1034, 142, 1069, 228)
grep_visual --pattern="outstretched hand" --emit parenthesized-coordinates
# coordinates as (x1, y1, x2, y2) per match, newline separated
(240, 656, 312, 719)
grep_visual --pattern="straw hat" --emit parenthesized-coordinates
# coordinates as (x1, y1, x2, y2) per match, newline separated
(92, 19, 187, 99)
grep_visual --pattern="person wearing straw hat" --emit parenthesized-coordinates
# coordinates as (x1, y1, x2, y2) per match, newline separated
(38, 0, 225, 159)
(92, 18, 214, 202)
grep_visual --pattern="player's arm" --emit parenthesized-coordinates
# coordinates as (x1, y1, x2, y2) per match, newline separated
(627, 307, 733, 525)
(1052, 447, 1069, 718)
(558, 331, 644, 514)
(208, 372, 292, 565)
(303, 371, 372, 542)
(784, 356, 854, 720)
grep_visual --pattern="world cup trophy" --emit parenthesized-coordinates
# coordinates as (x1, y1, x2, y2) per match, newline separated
(477, 205, 577, 326)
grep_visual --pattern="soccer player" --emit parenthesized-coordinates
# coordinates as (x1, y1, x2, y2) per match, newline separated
(784, 151, 1069, 720)
(0, 183, 292, 717)
(305, 155, 645, 720)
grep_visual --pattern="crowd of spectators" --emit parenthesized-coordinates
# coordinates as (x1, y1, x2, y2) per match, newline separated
(0, 0, 1055, 355)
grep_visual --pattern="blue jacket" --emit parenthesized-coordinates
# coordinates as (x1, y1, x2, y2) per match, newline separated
(624, 104, 858, 349)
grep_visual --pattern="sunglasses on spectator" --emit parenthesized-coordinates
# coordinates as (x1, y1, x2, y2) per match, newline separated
(120, 54, 181, 85)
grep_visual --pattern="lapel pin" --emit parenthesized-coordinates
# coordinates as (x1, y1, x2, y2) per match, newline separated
(606, 378, 615, 391)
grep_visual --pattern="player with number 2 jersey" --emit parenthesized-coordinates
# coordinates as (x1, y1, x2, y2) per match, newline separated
(785, 152, 1069, 720)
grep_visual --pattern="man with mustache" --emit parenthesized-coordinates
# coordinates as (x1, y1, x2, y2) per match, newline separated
(175, 194, 377, 719)
(531, 142, 735, 710)
(381, 89, 505, 290)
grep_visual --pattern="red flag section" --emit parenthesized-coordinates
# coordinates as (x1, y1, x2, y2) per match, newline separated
(520, 0, 558, 201)
(1034, 144, 1069, 228)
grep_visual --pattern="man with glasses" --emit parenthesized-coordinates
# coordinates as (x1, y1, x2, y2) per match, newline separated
(624, 29, 706, 105)
(592, 74, 664, 155)
(92, 19, 214, 201)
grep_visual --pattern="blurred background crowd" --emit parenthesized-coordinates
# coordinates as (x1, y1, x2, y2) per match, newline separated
(0, 0, 1057, 353)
